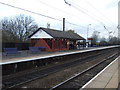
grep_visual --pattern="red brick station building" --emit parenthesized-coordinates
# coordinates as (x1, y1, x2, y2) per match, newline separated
(29, 27, 85, 52)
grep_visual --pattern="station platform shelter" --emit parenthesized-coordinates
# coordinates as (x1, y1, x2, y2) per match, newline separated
(29, 27, 85, 52)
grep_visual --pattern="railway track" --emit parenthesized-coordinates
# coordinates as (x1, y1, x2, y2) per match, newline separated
(50, 53, 118, 89)
(2, 48, 118, 89)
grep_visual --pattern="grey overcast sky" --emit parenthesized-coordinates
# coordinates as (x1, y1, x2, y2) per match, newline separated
(0, 0, 119, 39)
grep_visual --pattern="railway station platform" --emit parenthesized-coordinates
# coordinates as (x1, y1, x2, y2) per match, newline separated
(1, 47, 90, 64)
(1, 46, 119, 65)
(1, 47, 102, 65)
(81, 55, 120, 89)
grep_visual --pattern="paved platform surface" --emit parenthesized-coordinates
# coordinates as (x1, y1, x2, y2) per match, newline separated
(81, 56, 120, 89)
(1, 46, 118, 65)
(1, 47, 87, 63)
(1, 47, 99, 64)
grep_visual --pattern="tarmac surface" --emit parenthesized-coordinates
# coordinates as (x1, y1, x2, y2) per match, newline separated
(1, 47, 95, 64)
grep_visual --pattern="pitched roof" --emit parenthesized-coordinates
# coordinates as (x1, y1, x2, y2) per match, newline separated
(29, 27, 85, 40)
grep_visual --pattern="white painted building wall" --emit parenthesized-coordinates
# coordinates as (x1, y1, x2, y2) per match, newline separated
(31, 29, 53, 39)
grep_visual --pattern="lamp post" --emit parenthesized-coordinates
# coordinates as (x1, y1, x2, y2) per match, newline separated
(86, 24, 91, 48)
(87, 24, 91, 40)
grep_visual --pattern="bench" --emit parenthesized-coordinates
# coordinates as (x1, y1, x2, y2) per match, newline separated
(29, 47, 41, 53)
(38, 47, 46, 51)
(29, 47, 46, 53)
(3, 48, 20, 56)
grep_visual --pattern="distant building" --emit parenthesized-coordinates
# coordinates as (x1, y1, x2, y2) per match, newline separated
(87, 38, 93, 47)
(29, 27, 85, 52)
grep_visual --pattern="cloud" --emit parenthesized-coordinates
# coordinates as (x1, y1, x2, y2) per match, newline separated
(0, 0, 118, 39)
(106, 0, 119, 9)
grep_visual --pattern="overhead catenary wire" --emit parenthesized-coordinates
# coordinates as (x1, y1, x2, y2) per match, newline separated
(0, 1, 88, 29)
(104, 26, 109, 32)
(69, 0, 119, 34)
(64, 0, 114, 33)
(64, 0, 119, 32)
(65, 0, 113, 34)
(35, 0, 87, 27)
(1, 0, 117, 36)
(64, 0, 107, 26)
(112, 25, 119, 36)
(35, 0, 90, 28)
(0, 2, 62, 21)
(0, 0, 109, 30)
(36, 0, 73, 17)
(84, 0, 116, 26)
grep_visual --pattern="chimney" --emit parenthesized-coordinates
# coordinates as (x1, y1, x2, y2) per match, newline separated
(63, 18, 65, 31)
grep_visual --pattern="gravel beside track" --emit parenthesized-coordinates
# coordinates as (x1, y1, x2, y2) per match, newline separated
(18, 49, 118, 89)
(50, 53, 118, 89)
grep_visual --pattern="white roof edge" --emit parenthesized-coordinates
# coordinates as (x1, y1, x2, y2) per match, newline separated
(30, 29, 53, 39)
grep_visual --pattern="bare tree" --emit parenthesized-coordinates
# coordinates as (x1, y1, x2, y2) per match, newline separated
(47, 23, 50, 29)
(1, 14, 38, 42)
(109, 36, 118, 45)
(99, 37, 108, 46)
(2, 30, 19, 43)
(91, 31, 100, 45)
(66, 29, 75, 33)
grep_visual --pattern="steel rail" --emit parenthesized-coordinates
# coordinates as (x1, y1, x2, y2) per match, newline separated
(2, 49, 118, 89)
(50, 53, 118, 89)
